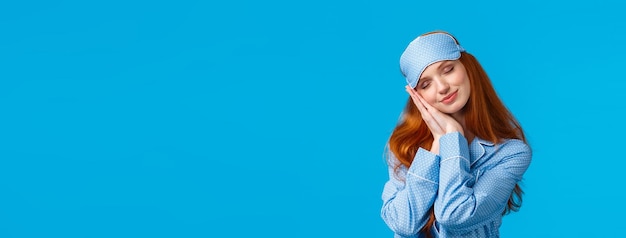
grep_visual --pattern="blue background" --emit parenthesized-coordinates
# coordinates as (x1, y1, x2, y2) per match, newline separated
(1, 0, 625, 237)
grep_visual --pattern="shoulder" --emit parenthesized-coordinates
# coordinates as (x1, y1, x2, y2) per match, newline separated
(492, 138, 532, 168)
(475, 137, 531, 159)
(497, 138, 531, 156)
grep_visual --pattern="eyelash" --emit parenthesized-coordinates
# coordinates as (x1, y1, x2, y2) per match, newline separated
(419, 65, 454, 89)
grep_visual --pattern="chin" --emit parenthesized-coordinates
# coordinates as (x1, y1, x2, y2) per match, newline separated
(437, 103, 460, 114)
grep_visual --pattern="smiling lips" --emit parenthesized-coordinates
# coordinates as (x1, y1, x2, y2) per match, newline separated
(441, 91, 458, 104)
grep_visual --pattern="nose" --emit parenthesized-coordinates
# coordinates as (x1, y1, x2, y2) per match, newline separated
(436, 78, 450, 94)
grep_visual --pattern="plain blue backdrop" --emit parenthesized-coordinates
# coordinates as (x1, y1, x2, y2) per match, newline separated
(1, 0, 625, 237)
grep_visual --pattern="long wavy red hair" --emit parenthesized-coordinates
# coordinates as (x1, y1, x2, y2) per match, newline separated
(387, 33, 527, 237)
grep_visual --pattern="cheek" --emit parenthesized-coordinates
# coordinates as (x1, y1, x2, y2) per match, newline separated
(418, 90, 438, 105)
(461, 75, 471, 93)
(451, 72, 468, 85)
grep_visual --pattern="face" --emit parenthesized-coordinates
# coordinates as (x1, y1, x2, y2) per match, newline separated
(415, 60, 471, 116)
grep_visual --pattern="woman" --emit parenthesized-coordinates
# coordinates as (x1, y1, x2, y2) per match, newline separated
(381, 31, 532, 237)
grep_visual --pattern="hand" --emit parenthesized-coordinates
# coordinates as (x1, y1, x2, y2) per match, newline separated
(405, 86, 464, 150)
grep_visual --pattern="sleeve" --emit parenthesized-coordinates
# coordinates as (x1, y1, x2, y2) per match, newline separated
(381, 146, 441, 237)
(433, 132, 532, 231)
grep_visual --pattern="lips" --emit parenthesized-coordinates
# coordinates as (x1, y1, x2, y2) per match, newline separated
(441, 91, 458, 104)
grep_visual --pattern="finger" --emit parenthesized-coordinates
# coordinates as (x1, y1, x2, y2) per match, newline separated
(414, 93, 434, 113)
(413, 91, 441, 121)
(414, 93, 460, 133)
(405, 87, 444, 133)
(412, 91, 446, 132)
(415, 93, 446, 123)
(405, 86, 428, 114)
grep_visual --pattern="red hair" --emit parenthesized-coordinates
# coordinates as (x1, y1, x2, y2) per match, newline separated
(387, 34, 527, 237)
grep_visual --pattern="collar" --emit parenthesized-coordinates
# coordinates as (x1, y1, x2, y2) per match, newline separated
(469, 137, 494, 166)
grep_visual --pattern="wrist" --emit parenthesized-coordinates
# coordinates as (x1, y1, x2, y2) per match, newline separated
(430, 139, 440, 155)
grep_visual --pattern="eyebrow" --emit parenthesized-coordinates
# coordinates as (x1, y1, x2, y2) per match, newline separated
(438, 61, 452, 69)
(419, 61, 453, 81)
